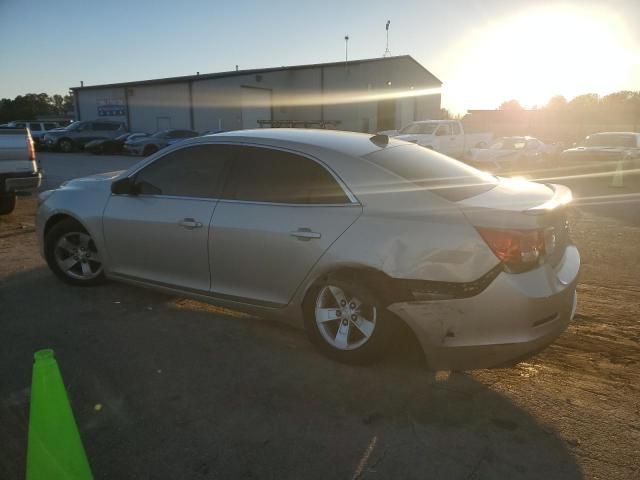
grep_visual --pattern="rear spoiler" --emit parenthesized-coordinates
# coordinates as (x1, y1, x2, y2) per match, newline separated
(526, 183, 573, 213)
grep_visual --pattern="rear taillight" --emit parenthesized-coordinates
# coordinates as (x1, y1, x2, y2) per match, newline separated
(477, 227, 555, 273)
(26, 133, 36, 162)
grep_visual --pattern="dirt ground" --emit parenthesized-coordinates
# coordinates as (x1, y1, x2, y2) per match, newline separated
(1, 190, 639, 479)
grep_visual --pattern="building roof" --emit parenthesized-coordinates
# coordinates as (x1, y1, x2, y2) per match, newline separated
(70, 55, 442, 92)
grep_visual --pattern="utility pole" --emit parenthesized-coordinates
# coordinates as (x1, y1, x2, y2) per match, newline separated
(344, 35, 349, 63)
(383, 20, 391, 57)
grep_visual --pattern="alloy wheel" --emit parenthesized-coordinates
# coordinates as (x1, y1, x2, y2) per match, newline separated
(315, 285, 377, 350)
(54, 231, 103, 280)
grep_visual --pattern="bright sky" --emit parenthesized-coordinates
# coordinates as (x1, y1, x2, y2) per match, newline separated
(1, 0, 638, 114)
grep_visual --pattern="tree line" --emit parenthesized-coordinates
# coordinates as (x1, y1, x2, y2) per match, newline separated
(498, 91, 640, 124)
(0, 93, 74, 123)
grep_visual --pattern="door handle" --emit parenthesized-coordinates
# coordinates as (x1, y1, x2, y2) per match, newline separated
(290, 228, 321, 240)
(179, 218, 202, 229)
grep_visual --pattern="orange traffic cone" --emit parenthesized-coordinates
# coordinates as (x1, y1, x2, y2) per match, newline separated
(26, 349, 93, 480)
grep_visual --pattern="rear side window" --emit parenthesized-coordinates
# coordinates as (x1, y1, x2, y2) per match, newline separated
(94, 122, 121, 131)
(585, 134, 636, 147)
(134, 144, 231, 198)
(223, 146, 350, 204)
(366, 144, 497, 202)
(29, 123, 42, 131)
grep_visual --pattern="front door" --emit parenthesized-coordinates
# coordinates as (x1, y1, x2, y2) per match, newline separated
(103, 144, 231, 291)
(209, 145, 362, 306)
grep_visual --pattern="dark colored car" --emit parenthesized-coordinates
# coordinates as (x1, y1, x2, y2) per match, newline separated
(85, 133, 149, 155)
(42, 120, 127, 153)
(123, 129, 199, 156)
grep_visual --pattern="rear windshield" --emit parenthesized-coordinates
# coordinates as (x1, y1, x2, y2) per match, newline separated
(366, 144, 497, 201)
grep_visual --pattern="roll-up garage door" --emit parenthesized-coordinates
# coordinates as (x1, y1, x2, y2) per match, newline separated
(241, 87, 272, 129)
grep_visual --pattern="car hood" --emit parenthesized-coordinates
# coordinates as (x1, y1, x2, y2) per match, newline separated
(62, 170, 124, 189)
(127, 137, 163, 146)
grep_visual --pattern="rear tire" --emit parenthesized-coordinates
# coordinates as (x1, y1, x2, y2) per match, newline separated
(303, 277, 397, 365)
(44, 218, 106, 286)
(0, 194, 16, 215)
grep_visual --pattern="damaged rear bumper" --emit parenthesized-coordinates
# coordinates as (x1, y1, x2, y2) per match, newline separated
(388, 245, 580, 370)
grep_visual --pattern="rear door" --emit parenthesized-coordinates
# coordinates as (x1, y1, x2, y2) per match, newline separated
(103, 144, 232, 291)
(209, 145, 361, 306)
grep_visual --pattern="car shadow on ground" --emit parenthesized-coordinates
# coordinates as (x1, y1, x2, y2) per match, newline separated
(1, 267, 584, 479)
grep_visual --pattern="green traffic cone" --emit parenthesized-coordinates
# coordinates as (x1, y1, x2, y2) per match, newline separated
(26, 349, 93, 480)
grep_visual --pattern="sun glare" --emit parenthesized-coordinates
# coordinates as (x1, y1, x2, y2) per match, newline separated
(439, 5, 638, 113)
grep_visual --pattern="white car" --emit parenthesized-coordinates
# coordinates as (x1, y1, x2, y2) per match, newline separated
(469, 136, 557, 173)
(36, 129, 579, 369)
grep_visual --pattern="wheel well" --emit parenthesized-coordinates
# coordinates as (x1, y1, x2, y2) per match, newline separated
(58, 137, 72, 144)
(44, 214, 82, 238)
(302, 266, 409, 310)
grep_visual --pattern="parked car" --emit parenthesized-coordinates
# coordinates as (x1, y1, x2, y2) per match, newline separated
(42, 120, 127, 153)
(36, 129, 579, 369)
(559, 132, 640, 182)
(85, 132, 149, 155)
(5, 121, 61, 147)
(468, 136, 557, 173)
(382, 120, 493, 158)
(123, 129, 199, 156)
(561, 132, 640, 162)
(0, 128, 41, 215)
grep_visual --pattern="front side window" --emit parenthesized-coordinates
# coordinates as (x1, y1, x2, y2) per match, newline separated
(223, 147, 350, 204)
(44, 123, 57, 130)
(134, 144, 231, 198)
(436, 125, 452, 136)
(28, 123, 42, 131)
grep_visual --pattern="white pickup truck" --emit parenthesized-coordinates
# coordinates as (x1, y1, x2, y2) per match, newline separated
(0, 128, 41, 215)
(381, 120, 493, 159)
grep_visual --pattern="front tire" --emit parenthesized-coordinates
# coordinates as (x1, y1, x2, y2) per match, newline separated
(303, 278, 396, 364)
(143, 145, 158, 156)
(0, 194, 16, 215)
(58, 138, 74, 153)
(44, 218, 106, 286)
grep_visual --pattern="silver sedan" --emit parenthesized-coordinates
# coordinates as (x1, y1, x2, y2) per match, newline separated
(36, 129, 579, 369)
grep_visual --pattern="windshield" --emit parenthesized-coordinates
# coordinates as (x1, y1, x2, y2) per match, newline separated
(584, 134, 637, 148)
(490, 138, 526, 150)
(366, 144, 497, 201)
(399, 123, 438, 135)
(65, 122, 84, 131)
(152, 130, 169, 138)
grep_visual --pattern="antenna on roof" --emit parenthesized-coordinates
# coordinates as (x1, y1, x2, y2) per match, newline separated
(383, 20, 391, 57)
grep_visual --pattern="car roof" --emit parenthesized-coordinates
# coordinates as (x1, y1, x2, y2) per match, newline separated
(199, 128, 407, 157)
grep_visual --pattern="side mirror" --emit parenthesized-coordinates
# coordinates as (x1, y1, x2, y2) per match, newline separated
(111, 177, 137, 195)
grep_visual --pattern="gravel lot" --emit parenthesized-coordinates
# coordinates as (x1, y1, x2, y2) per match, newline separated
(1, 152, 639, 479)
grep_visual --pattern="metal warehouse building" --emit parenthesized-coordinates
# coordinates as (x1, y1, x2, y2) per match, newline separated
(71, 55, 441, 134)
